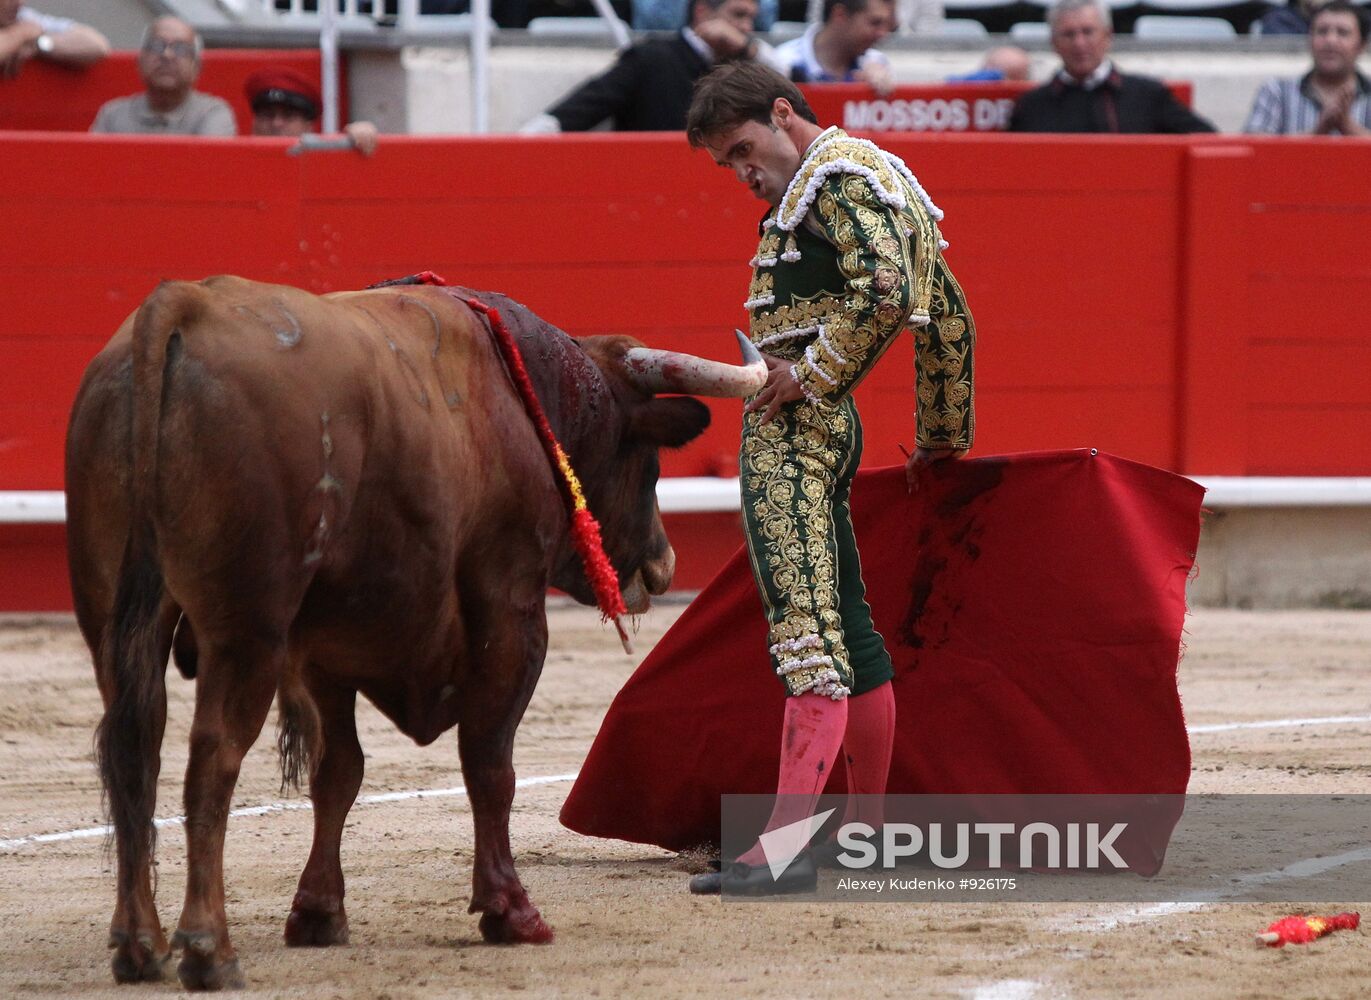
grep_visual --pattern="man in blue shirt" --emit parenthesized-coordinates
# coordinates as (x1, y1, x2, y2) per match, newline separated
(772, 0, 896, 95)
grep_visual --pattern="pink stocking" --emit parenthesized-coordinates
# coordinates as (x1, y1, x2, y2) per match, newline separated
(840, 681, 896, 830)
(737, 693, 847, 865)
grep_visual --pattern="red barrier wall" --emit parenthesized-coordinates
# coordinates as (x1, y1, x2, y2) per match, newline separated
(2, 131, 1369, 610)
(0, 50, 329, 135)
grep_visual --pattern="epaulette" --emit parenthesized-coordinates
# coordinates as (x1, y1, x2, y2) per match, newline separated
(774, 128, 946, 238)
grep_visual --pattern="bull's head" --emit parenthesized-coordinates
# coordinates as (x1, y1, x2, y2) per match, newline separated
(558, 333, 766, 615)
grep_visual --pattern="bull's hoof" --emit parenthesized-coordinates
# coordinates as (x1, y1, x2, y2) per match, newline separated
(285, 904, 350, 947)
(108, 930, 171, 983)
(478, 907, 555, 945)
(172, 931, 245, 991)
(176, 954, 245, 992)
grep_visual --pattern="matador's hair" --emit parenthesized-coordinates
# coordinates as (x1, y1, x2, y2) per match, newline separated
(686, 61, 818, 148)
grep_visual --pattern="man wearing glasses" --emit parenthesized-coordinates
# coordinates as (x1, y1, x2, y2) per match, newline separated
(91, 17, 235, 136)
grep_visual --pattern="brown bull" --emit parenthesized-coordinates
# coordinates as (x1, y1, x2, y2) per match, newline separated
(65, 275, 763, 990)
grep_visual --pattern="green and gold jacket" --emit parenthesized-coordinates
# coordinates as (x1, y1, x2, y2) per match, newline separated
(744, 127, 975, 450)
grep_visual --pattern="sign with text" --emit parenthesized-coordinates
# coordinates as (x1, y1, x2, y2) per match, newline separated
(717, 794, 1371, 902)
(798, 82, 1195, 134)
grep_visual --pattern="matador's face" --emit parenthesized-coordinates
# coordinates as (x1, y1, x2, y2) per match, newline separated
(702, 105, 807, 206)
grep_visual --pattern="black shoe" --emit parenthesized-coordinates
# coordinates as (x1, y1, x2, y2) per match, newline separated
(688, 852, 818, 896)
(811, 840, 845, 869)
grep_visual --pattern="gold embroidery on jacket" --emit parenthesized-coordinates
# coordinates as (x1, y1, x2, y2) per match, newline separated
(753, 230, 782, 265)
(913, 266, 976, 448)
(743, 270, 775, 310)
(741, 133, 974, 445)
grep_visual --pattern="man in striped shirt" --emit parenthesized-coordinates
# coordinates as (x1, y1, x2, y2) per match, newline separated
(1245, 0, 1371, 136)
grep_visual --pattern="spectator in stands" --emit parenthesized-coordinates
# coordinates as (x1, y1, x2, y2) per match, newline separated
(772, 0, 896, 95)
(246, 68, 380, 155)
(634, 0, 778, 32)
(1245, 0, 1370, 135)
(899, 0, 948, 35)
(1009, 0, 1215, 133)
(90, 17, 235, 136)
(1256, 0, 1331, 36)
(0, 1, 109, 78)
(521, 0, 772, 132)
(949, 45, 1032, 83)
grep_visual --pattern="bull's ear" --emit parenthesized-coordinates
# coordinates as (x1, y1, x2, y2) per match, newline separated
(630, 396, 711, 449)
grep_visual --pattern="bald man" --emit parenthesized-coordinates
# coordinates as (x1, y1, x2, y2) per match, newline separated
(90, 17, 235, 136)
(951, 45, 1031, 83)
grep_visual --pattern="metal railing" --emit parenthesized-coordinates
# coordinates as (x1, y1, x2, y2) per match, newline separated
(221, 1, 495, 131)
(230, 1, 424, 26)
(228, 0, 631, 37)
(216, 0, 631, 134)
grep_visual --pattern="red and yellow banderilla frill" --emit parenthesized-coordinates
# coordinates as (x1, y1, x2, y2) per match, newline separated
(1256, 911, 1359, 947)
(407, 271, 630, 649)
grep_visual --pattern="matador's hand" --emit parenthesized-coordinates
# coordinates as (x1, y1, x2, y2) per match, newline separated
(744, 353, 806, 425)
(905, 446, 965, 493)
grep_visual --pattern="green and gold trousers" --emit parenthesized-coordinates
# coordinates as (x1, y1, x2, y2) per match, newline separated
(740, 394, 894, 700)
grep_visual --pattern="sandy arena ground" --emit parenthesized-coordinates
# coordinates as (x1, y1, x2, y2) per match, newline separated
(1, 605, 1368, 999)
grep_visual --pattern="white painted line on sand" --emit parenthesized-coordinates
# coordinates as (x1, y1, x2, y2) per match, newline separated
(1057, 902, 1209, 934)
(968, 979, 1043, 1000)
(1055, 845, 1371, 934)
(1218, 844, 1371, 892)
(0, 772, 579, 853)
(6, 711, 1369, 853)
(1188, 714, 1371, 735)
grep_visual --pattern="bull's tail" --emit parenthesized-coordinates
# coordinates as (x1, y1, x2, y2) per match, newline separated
(276, 666, 322, 795)
(94, 281, 205, 897)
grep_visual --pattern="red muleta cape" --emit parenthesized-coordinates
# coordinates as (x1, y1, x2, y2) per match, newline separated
(560, 449, 1203, 853)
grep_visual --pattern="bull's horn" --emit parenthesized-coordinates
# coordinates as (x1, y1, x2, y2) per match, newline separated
(622, 330, 766, 398)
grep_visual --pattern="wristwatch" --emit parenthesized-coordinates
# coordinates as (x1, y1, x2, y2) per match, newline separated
(35, 33, 55, 55)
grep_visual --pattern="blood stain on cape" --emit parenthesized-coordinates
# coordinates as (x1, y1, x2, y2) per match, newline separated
(898, 459, 1005, 652)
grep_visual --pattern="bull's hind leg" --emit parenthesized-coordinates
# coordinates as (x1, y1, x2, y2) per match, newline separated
(87, 602, 179, 984)
(172, 637, 284, 991)
(286, 679, 361, 947)
(459, 601, 554, 944)
(105, 685, 172, 984)
(103, 659, 174, 984)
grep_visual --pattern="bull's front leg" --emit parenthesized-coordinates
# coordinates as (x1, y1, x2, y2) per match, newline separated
(458, 600, 553, 944)
(286, 680, 362, 947)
